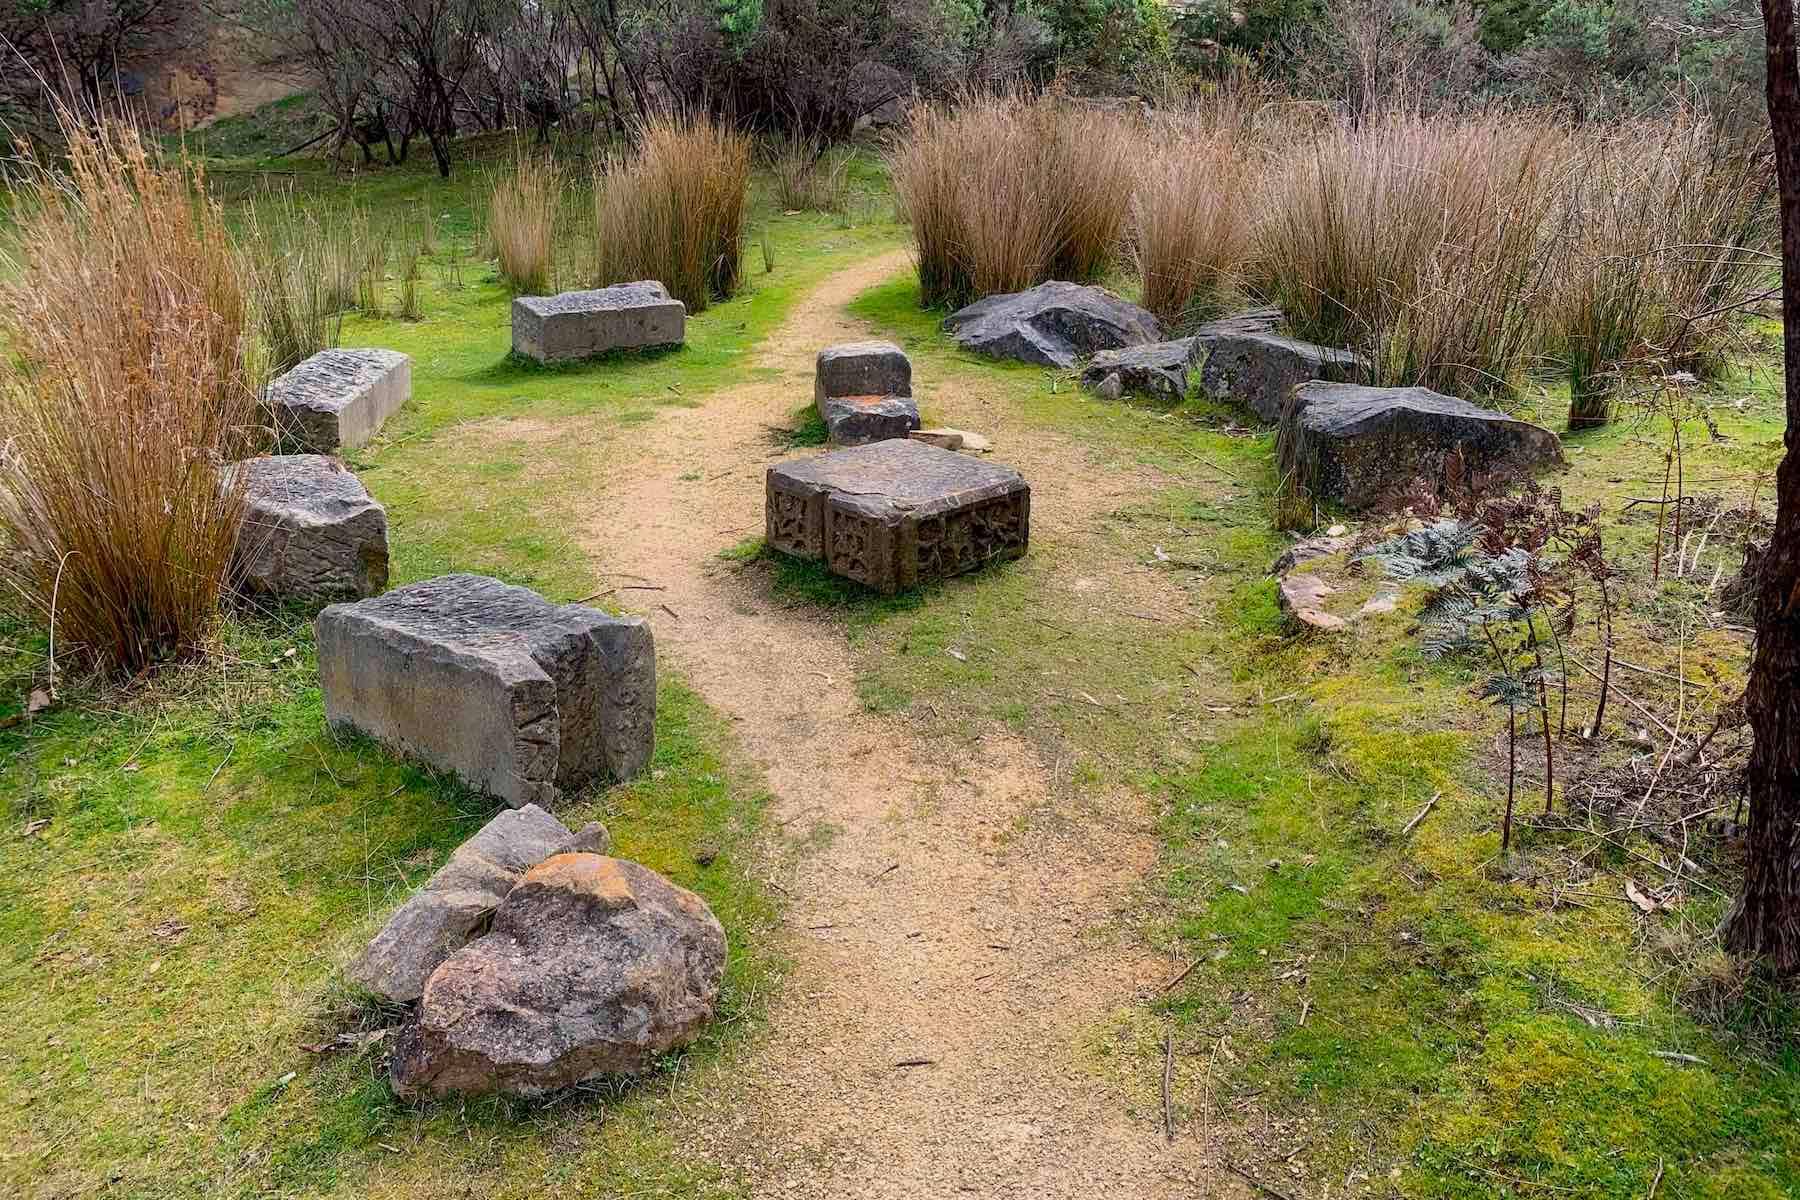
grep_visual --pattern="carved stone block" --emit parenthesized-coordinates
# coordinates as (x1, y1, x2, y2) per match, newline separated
(765, 440, 1030, 593)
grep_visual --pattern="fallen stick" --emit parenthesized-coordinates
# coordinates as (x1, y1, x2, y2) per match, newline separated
(1221, 1162, 1299, 1200)
(1161, 1031, 1175, 1144)
(1401, 792, 1442, 837)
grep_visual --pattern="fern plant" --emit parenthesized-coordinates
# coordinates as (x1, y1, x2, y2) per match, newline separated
(1362, 521, 1557, 854)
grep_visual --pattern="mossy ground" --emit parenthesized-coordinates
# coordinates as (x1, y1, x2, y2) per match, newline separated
(1, 96, 1795, 1197)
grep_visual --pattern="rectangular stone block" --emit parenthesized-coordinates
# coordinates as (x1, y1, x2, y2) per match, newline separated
(317, 574, 655, 808)
(267, 348, 411, 452)
(766, 439, 1029, 593)
(512, 282, 686, 363)
(230, 454, 389, 602)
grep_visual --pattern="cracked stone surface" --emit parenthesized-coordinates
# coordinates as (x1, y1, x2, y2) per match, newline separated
(512, 281, 686, 363)
(317, 574, 655, 807)
(230, 455, 388, 602)
(266, 348, 411, 452)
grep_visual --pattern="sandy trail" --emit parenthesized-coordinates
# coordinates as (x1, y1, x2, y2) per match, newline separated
(574, 249, 1211, 1197)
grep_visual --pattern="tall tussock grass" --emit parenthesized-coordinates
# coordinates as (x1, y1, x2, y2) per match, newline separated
(489, 150, 561, 294)
(238, 193, 346, 374)
(1549, 116, 1776, 426)
(1132, 115, 1258, 325)
(1255, 114, 1571, 398)
(890, 92, 1138, 309)
(593, 114, 751, 313)
(0, 117, 261, 676)
(766, 134, 850, 213)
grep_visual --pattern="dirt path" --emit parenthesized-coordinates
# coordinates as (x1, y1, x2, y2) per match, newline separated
(575, 250, 1210, 1197)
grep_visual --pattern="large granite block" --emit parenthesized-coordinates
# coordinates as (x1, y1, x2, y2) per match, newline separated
(1281, 382, 1563, 509)
(766, 439, 1029, 593)
(512, 282, 686, 363)
(267, 348, 411, 452)
(230, 455, 388, 602)
(347, 804, 609, 1003)
(317, 574, 655, 807)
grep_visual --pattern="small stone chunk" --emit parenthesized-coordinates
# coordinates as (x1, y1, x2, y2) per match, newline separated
(230, 455, 388, 602)
(347, 804, 611, 1004)
(1281, 382, 1564, 509)
(266, 348, 411, 452)
(511, 281, 686, 363)
(943, 281, 1162, 369)
(1278, 574, 1348, 631)
(814, 340, 919, 444)
(317, 574, 655, 808)
(390, 853, 727, 1098)
(1081, 338, 1200, 401)
(910, 428, 994, 453)
(766, 439, 1029, 593)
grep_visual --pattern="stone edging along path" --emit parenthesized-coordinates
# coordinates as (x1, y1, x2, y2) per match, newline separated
(575, 249, 1213, 1198)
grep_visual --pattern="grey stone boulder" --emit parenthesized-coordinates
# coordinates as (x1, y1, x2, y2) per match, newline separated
(1281, 383, 1564, 509)
(1081, 338, 1202, 401)
(943, 281, 1162, 369)
(390, 852, 727, 1097)
(347, 805, 610, 1004)
(1196, 331, 1367, 423)
(317, 574, 655, 809)
(230, 455, 388, 602)
(266, 348, 411, 452)
(512, 282, 686, 363)
(814, 341, 920, 445)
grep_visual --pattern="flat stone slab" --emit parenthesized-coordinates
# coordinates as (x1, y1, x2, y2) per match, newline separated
(943, 281, 1162, 369)
(348, 804, 609, 1004)
(267, 348, 410, 452)
(512, 282, 685, 363)
(1196, 331, 1367, 422)
(230, 455, 388, 602)
(1282, 383, 1563, 509)
(766, 439, 1029, 593)
(317, 574, 655, 808)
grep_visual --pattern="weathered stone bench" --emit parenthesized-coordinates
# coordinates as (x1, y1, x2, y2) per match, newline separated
(814, 340, 919, 444)
(766, 439, 1030, 593)
(267, 348, 411, 452)
(230, 455, 388, 602)
(317, 574, 656, 807)
(512, 281, 686, 363)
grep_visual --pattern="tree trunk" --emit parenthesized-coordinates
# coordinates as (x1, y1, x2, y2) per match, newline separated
(1724, 0, 1800, 972)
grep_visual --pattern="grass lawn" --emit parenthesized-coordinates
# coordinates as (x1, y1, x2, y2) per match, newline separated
(1, 106, 1795, 1199)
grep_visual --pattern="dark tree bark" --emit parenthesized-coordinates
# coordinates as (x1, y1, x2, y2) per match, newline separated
(1724, 0, 1800, 972)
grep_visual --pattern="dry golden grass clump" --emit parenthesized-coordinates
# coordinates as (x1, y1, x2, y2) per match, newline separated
(1132, 109, 1260, 326)
(488, 150, 561, 295)
(766, 134, 850, 213)
(890, 92, 1139, 310)
(0, 117, 261, 676)
(592, 114, 752, 313)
